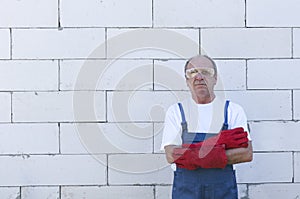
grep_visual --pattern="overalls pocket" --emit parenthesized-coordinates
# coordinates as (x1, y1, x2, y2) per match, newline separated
(172, 169, 197, 199)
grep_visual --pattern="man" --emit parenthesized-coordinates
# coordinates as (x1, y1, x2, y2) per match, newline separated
(161, 55, 253, 199)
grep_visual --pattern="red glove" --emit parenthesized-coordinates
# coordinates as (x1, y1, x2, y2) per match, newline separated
(184, 127, 249, 149)
(172, 144, 227, 170)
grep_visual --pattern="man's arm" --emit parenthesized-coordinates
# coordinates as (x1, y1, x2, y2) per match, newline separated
(226, 141, 253, 164)
(164, 145, 177, 164)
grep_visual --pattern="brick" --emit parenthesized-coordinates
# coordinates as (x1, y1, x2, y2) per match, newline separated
(0, 29, 10, 59)
(0, 60, 58, 91)
(0, 93, 11, 122)
(222, 90, 292, 120)
(22, 187, 59, 199)
(249, 184, 300, 198)
(107, 29, 199, 59)
(247, 0, 300, 27)
(156, 186, 172, 199)
(294, 153, 300, 182)
(201, 28, 291, 58)
(293, 90, 300, 120)
(0, 187, 20, 199)
(250, 121, 300, 151)
(0, 0, 57, 27)
(0, 155, 106, 186)
(248, 59, 300, 89)
(154, 123, 164, 153)
(294, 28, 300, 58)
(60, 123, 153, 154)
(61, 0, 152, 27)
(61, 186, 154, 199)
(154, 60, 189, 91)
(236, 152, 293, 183)
(237, 184, 247, 199)
(107, 91, 190, 122)
(215, 60, 247, 91)
(108, 154, 173, 184)
(12, 29, 105, 59)
(154, 0, 244, 27)
(0, 124, 58, 154)
(12, 91, 105, 122)
(60, 59, 152, 91)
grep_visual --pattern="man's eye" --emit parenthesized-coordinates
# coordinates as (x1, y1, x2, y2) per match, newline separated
(201, 70, 210, 75)
(190, 69, 198, 74)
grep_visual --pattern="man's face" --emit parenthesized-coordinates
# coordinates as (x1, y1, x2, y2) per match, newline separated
(185, 57, 217, 102)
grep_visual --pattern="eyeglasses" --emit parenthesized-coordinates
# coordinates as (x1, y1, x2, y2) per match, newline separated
(185, 67, 215, 79)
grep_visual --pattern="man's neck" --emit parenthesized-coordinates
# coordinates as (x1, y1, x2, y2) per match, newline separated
(192, 93, 215, 104)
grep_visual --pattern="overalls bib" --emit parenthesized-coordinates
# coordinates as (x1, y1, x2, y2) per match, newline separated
(172, 100, 238, 199)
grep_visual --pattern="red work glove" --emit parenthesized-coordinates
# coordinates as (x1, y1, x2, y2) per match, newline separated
(172, 144, 227, 170)
(184, 127, 249, 149)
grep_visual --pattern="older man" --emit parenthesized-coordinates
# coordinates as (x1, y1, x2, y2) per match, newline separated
(161, 55, 253, 199)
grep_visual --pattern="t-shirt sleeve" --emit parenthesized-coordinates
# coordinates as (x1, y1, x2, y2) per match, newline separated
(229, 103, 252, 140)
(160, 105, 182, 150)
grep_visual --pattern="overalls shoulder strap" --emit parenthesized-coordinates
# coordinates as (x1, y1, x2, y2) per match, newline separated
(221, 100, 230, 131)
(177, 103, 188, 132)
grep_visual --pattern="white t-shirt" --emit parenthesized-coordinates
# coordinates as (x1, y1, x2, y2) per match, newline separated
(161, 97, 251, 150)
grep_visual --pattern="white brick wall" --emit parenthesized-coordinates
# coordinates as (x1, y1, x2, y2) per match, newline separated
(247, 0, 300, 27)
(249, 184, 300, 198)
(108, 154, 172, 185)
(250, 122, 300, 151)
(0, 0, 58, 28)
(201, 28, 291, 58)
(12, 28, 105, 59)
(294, 28, 300, 58)
(21, 187, 59, 199)
(60, 59, 153, 91)
(236, 153, 293, 183)
(107, 91, 189, 122)
(106, 28, 199, 59)
(0, 93, 11, 122)
(294, 153, 300, 182)
(60, 123, 153, 154)
(293, 90, 300, 120)
(0, 124, 59, 154)
(61, 186, 154, 199)
(223, 90, 292, 120)
(0, 187, 19, 199)
(0, 155, 106, 186)
(0, 29, 10, 59)
(60, 0, 152, 27)
(248, 59, 300, 89)
(0, 60, 58, 91)
(154, 0, 245, 27)
(12, 91, 105, 122)
(1, 0, 300, 198)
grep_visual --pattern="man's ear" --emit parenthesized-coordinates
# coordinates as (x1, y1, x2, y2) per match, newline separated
(213, 75, 217, 85)
(186, 78, 189, 87)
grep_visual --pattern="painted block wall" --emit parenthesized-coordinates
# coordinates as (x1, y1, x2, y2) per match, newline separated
(0, 0, 300, 198)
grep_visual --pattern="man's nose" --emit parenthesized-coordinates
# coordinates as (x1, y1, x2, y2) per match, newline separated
(195, 72, 204, 79)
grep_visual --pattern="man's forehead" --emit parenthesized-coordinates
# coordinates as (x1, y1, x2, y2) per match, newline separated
(187, 56, 214, 68)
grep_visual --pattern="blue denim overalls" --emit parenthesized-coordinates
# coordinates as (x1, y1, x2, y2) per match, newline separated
(172, 100, 238, 199)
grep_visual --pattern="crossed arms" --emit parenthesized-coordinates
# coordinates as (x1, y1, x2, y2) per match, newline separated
(164, 128, 253, 169)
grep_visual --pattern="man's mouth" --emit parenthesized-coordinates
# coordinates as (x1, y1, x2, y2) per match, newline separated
(194, 81, 206, 87)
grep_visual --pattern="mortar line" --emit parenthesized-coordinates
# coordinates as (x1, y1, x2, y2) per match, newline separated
(10, 92, 13, 123)
(291, 28, 294, 58)
(152, 0, 154, 28)
(58, 0, 61, 28)
(9, 28, 12, 60)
